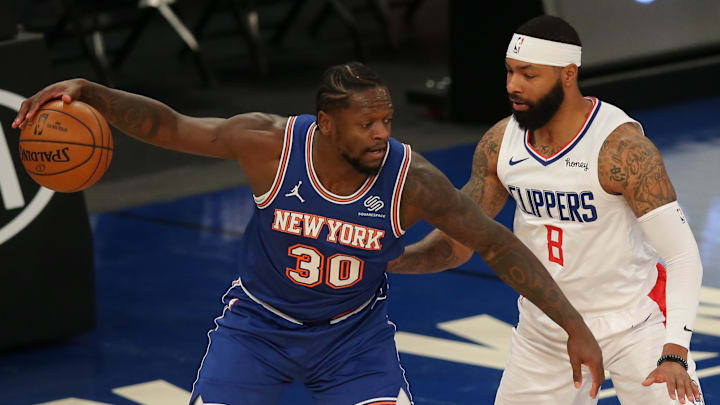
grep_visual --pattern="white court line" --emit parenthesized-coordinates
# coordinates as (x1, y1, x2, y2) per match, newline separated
(35, 399, 113, 405)
(112, 379, 190, 405)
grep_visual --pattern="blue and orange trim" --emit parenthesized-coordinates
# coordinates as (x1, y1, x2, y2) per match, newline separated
(255, 116, 295, 209)
(305, 122, 381, 204)
(390, 144, 412, 238)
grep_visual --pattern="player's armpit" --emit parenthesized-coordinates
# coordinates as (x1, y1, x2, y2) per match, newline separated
(598, 122, 677, 217)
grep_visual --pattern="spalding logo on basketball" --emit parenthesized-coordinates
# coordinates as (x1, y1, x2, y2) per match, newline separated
(19, 99, 113, 193)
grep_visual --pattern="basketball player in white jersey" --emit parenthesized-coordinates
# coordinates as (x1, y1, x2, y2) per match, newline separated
(389, 15, 704, 404)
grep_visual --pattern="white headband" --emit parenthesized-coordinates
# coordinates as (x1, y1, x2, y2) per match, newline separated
(506, 33, 582, 67)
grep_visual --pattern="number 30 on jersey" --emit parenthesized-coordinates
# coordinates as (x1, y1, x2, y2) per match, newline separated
(286, 244, 364, 289)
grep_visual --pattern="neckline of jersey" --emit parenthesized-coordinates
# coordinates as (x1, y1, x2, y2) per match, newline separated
(523, 96, 601, 166)
(305, 123, 387, 204)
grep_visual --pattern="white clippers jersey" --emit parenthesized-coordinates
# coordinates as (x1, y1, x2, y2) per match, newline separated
(497, 97, 661, 339)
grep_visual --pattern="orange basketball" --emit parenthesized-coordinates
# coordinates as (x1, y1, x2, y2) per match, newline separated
(19, 100, 113, 193)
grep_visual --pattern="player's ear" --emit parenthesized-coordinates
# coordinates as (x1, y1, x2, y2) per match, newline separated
(561, 64, 578, 86)
(317, 110, 334, 136)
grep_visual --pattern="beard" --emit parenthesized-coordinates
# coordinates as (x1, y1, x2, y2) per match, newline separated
(510, 80, 564, 131)
(342, 152, 382, 175)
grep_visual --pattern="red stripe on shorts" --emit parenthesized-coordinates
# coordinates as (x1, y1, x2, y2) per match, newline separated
(648, 262, 667, 324)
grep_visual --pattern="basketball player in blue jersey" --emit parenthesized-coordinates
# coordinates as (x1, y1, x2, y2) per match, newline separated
(390, 15, 705, 405)
(14, 62, 604, 405)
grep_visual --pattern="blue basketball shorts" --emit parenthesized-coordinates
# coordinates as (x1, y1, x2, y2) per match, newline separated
(190, 292, 413, 405)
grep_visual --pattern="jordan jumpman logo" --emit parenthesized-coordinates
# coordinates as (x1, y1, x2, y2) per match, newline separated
(285, 181, 305, 203)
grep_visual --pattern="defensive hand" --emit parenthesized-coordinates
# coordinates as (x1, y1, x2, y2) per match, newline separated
(567, 326, 604, 398)
(643, 362, 701, 404)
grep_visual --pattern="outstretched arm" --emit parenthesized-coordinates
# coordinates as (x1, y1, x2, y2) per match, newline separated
(388, 118, 510, 274)
(400, 151, 604, 398)
(12, 78, 287, 195)
(599, 123, 702, 404)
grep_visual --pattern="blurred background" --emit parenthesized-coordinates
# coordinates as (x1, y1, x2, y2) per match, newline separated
(1, 0, 719, 404)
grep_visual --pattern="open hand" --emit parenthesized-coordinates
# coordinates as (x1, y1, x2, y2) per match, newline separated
(566, 326, 604, 398)
(12, 79, 85, 129)
(643, 361, 701, 404)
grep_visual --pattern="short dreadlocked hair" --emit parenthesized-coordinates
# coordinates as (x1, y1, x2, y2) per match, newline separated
(316, 62, 387, 115)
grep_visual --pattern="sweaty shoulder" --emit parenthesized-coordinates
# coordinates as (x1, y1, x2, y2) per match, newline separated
(598, 122, 676, 215)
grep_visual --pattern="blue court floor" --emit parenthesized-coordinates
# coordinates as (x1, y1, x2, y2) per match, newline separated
(1, 97, 720, 404)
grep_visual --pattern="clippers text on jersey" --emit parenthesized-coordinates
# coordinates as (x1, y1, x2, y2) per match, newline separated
(507, 186, 598, 223)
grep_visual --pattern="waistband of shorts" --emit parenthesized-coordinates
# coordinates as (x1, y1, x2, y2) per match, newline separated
(230, 277, 377, 326)
(517, 295, 664, 341)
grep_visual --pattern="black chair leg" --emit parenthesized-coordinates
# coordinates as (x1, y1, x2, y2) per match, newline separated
(269, 0, 307, 46)
(308, 1, 333, 38)
(157, 3, 215, 86)
(192, 0, 221, 41)
(369, 0, 396, 49)
(62, 0, 114, 86)
(111, 8, 154, 69)
(310, 0, 365, 60)
(228, 1, 268, 76)
(46, 13, 69, 48)
(404, 0, 425, 28)
(177, 0, 220, 58)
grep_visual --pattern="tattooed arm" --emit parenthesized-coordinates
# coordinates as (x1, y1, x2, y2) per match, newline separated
(12, 79, 287, 195)
(599, 123, 704, 403)
(400, 151, 582, 332)
(399, 151, 604, 396)
(388, 118, 510, 274)
(597, 122, 676, 215)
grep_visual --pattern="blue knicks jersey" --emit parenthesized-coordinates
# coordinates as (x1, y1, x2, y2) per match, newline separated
(226, 115, 411, 323)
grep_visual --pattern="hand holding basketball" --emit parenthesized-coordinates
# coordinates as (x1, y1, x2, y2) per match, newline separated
(18, 99, 113, 192)
(12, 79, 85, 130)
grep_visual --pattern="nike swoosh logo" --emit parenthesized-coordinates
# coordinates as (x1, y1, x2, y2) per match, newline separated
(632, 313, 652, 328)
(509, 157, 529, 166)
(684, 325, 694, 332)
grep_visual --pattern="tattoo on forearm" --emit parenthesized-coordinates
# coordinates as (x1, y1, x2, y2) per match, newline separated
(401, 152, 580, 326)
(485, 235, 581, 326)
(117, 105, 152, 135)
(428, 237, 457, 265)
(392, 235, 460, 273)
(82, 84, 166, 140)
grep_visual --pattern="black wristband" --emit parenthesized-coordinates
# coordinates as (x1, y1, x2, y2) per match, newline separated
(657, 354, 688, 370)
